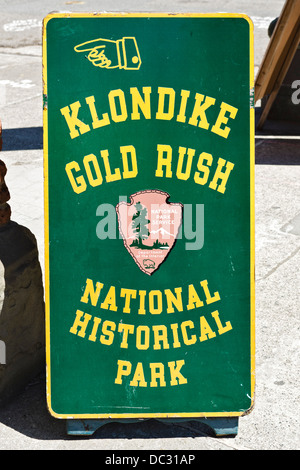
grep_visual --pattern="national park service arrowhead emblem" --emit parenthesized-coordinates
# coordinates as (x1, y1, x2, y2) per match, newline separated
(116, 190, 183, 275)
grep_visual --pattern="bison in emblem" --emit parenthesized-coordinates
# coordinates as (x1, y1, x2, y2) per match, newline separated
(143, 259, 155, 270)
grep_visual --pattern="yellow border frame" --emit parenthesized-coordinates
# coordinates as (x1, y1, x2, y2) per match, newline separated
(43, 12, 255, 420)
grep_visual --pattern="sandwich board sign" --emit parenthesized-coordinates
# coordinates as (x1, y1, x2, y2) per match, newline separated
(43, 13, 254, 433)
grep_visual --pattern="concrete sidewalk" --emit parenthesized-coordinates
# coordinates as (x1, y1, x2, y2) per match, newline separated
(0, 0, 299, 450)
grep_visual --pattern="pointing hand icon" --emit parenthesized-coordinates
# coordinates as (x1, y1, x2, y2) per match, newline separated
(74, 37, 141, 70)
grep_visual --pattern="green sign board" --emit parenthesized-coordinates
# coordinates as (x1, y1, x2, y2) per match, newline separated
(43, 13, 255, 419)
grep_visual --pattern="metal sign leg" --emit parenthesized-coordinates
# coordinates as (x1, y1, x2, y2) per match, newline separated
(66, 417, 239, 437)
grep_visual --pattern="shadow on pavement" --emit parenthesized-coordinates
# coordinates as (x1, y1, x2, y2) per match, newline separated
(1, 127, 43, 151)
(0, 372, 215, 441)
(1, 119, 299, 168)
(255, 107, 299, 165)
(255, 138, 300, 165)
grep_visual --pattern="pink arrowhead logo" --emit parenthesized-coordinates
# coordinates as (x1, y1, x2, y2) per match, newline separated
(116, 190, 183, 275)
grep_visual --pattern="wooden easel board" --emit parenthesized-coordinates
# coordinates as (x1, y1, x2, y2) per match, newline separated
(255, 0, 300, 128)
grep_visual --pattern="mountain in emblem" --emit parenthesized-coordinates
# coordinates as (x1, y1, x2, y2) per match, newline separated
(150, 227, 175, 238)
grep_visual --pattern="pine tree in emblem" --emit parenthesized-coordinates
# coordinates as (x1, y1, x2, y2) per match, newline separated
(130, 201, 150, 249)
